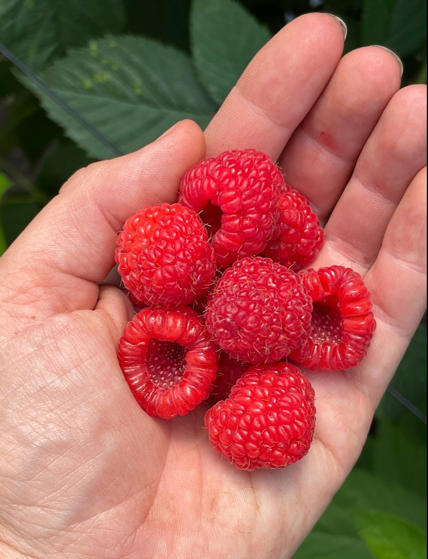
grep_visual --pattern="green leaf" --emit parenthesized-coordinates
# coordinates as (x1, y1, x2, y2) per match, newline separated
(312, 467, 426, 544)
(362, 0, 427, 57)
(417, 57, 427, 84)
(0, 59, 26, 99)
(26, 36, 218, 160)
(0, 172, 12, 198)
(394, 400, 427, 447)
(333, 470, 427, 531)
(302, 466, 427, 558)
(316, 501, 362, 540)
(362, 0, 394, 45)
(0, 196, 39, 246)
(123, 0, 191, 52)
(191, 0, 271, 104)
(354, 511, 427, 559)
(294, 532, 374, 559)
(325, 0, 364, 10)
(0, 172, 13, 255)
(356, 428, 376, 470)
(0, 0, 127, 72)
(378, 324, 427, 419)
(372, 420, 427, 496)
(0, 226, 6, 256)
(37, 142, 94, 196)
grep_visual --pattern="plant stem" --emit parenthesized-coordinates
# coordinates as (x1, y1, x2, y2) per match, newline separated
(0, 156, 48, 204)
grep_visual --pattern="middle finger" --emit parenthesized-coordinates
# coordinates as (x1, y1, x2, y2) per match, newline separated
(205, 13, 346, 159)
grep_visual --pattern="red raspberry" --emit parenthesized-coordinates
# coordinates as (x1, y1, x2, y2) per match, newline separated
(179, 149, 285, 267)
(118, 306, 218, 419)
(264, 189, 324, 270)
(208, 352, 251, 404)
(290, 266, 376, 371)
(191, 269, 224, 316)
(116, 204, 216, 306)
(205, 257, 312, 364)
(205, 363, 316, 471)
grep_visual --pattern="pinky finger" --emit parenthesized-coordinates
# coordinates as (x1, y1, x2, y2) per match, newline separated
(95, 285, 135, 341)
(356, 168, 427, 405)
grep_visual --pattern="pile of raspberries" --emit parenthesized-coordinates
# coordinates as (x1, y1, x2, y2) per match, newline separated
(116, 149, 376, 471)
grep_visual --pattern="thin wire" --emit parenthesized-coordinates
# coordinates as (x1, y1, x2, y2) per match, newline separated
(388, 386, 427, 425)
(1, 39, 427, 426)
(0, 42, 124, 158)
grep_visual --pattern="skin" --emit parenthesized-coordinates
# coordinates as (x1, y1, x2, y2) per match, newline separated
(0, 13, 426, 559)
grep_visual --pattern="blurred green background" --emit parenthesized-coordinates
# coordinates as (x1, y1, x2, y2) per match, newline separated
(0, 0, 426, 556)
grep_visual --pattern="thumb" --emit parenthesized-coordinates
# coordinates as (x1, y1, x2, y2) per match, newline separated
(0, 120, 206, 317)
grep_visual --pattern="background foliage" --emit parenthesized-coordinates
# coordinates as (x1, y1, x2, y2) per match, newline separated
(0, 0, 426, 557)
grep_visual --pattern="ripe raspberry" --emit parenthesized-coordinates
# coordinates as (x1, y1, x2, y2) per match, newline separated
(205, 257, 312, 364)
(191, 269, 224, 316)
(290, 266, 376, 371)
(116, 204, 216, 306)
(205, 363, 316, 471)
(264, 189, 324, 270)
(179, 149, 285, 267)
(118, 306, 218, 418)
(208, 352, 251, 404)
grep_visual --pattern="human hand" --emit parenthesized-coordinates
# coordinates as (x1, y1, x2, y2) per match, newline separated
(0, 13, 426, 559)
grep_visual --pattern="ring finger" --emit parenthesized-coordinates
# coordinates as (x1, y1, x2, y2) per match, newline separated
(279, 45, 402, 220)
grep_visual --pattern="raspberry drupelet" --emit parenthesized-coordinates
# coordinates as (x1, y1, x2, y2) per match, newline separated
(118, 306, 219, 418)
(290, 266, 376, 371)
(179, 149, 286, 267)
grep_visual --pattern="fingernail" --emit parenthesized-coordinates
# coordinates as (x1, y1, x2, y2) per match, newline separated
(325, 14, 348, 40)
(374, 45, 404, 77)
(158, 122, 181, 140)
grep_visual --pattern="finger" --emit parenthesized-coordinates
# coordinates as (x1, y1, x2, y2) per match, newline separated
(352, 168, 427, 405)
(95, 285, 135, 340)
(279, 46, 402, 218)
(0, 121, 206, 317)
(318, 85, 427, 274)
(102, 265, 122, 287)
(205, 13, 346, 159)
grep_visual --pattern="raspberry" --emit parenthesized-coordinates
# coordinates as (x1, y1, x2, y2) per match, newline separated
(191, 269, 224, 316)
(118, 306, 218, 418)
(290, 266, 376, 371)
(208, 352, 251, 404)
(264, 189, 324, 271)
(205, 363, 316, 471)
(205, 257, 312, 364)
(179, 149, 285, 267)
(128, 292, 145, 309)
(116, 204, 216, 306)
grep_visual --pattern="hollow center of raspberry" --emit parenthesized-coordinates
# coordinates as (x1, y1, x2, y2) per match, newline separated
(201, 202, 222, 237)
(146, 340, 187, 390)
(311, 295, 343, 345)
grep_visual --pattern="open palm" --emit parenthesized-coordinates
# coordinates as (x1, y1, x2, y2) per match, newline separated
(0, 14, 426, 559)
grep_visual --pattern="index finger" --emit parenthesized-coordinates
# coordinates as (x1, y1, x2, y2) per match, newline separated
(205, 13, 346, 159)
